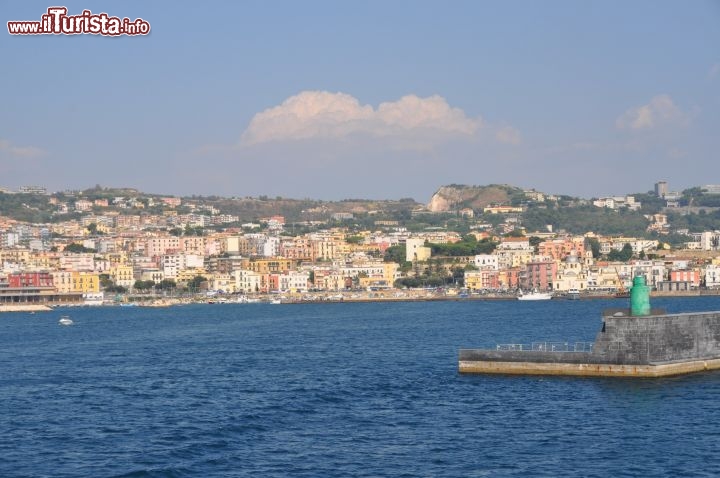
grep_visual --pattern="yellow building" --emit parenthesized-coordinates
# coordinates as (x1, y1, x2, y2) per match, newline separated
(0, 248, 31, 265)
(110, 265, 134, 288)
(106, 252, 129, 265)
(176, 268, 208, 283)
(248, 257, 293, 274)
(51, 271, 73, 293)
(71, 272, 100, 293)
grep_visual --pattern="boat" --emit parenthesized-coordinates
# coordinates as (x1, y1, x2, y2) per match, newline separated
(270, 298, 282, 304)
(566, 288, 581, 300)
(517, 290, 553, 301)
(58, 316, 73, 326)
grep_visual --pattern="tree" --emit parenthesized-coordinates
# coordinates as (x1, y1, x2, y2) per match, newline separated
(529, 236, 543, 249)
(384, 244, 407, 264)
(99, 273, 112, 289)
(155, 279, 177, 291)
(133, 280, 154, 291)
(585, 237, 601, 259)
(65, 243, 96, 253)
(504, 229, 525, 238)
(607, 243, 633, 262)
(86, 222, 98, 235)
(187, 275, 206, 292)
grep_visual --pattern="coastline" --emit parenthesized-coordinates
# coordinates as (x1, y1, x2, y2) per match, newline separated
(2, 289, 717, 312)
(0, 304, 52, 312)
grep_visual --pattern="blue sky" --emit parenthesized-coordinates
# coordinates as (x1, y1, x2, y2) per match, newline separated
(1, 0, 719, 201)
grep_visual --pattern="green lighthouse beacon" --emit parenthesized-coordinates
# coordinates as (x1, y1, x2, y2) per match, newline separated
(630, 275, 651, 316)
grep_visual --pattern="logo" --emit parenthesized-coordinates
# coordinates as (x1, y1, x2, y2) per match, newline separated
(8, 7, 151, 36)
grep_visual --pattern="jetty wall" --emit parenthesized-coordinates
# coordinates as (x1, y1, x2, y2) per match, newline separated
(459, 311, 720, 376)
(592, 311, 720, 365)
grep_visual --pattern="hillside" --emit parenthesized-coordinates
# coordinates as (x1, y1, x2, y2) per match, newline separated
(427, 184, 524, 212)
(2, 184, 720, 238)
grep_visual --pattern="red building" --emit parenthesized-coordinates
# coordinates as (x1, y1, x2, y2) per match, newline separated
(8, 272, 54, 288)
(669, 269, 701, 288)
(521, 261, 558, 291)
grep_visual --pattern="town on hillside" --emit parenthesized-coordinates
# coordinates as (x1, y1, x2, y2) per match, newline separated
(0, 181, 719, 306)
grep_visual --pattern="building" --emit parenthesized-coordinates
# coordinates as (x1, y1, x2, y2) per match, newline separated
(669, 270, 701, 287)
(702, 185, 720, 194)
(18, 186, 47, 194)
(537, 238, 585, 261)
(8, 272, 54, 288)
(110, 265, 134, 288)
(146, 236, 181, 257)
(234, 269, 263, 293)
(465, 270, 500, 291)
(405, 238, 431, 262)
(700, 231, 720, 251)
(70, 272, 100, 293)
(553, 253, 588, 292)
(473, 254, 499, 270)
(592, 196, 641, 211)
(655, 181, 668, 198)
(520, 260, 557, 291)
(706, 265, 720, 289)
(74, 199, 93, 212)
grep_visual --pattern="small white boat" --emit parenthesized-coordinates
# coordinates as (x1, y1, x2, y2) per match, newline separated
(270, 298, 282, 305)
(566, 288, 581, 300)
(517, 290, 553, 301)
(58, 316, 74, 326)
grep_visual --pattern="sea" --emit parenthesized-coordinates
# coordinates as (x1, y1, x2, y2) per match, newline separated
(3, 297, 720, 477)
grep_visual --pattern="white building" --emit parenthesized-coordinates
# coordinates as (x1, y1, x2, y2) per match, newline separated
(700, 231, 720, 251)
(473, 254, 499, 270)
(631, 261, 667, 288)
(262, 236, 280, 257)
(162, 253, 204, 279)
(405, 237, 431, 262)
(279, 271, 310, 293)
(705, 265, 720, 289)
(234, 269, 262, 293)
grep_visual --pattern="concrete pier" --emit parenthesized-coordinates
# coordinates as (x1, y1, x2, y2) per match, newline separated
(459, 310, 720, 378)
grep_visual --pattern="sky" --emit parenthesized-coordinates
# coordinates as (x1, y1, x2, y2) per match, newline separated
(1, 1, 719, 202)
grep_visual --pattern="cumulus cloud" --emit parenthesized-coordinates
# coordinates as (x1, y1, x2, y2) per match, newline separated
(0, 139, 45, 158)
(615, 94, 686, 130)
(495, 125, 522, 145)
(240, 91, 482, 145)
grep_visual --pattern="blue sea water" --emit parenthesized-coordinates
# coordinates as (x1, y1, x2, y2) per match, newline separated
(3, 297, 720, 477)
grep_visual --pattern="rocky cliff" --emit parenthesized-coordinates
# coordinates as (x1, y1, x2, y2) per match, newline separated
(427, 185, 519, 212)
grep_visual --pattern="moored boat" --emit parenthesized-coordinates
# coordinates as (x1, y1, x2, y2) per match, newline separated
(517, 290, 553, 301)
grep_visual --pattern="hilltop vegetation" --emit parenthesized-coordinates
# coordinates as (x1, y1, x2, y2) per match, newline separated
(521, 204, 650, 236)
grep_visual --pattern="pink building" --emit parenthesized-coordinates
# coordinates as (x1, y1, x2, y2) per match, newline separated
(537, 238, 585, 260)
(521, 260, 558, 291)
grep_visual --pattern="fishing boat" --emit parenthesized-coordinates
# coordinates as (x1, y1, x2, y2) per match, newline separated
(517, 289, 553, 301)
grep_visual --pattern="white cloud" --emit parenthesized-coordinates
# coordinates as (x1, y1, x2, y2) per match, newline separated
(0, 139, 46, 158)
(615, 94, 687, 130)
(240, 91, 482, 145)
(495, 125, 522, 145)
